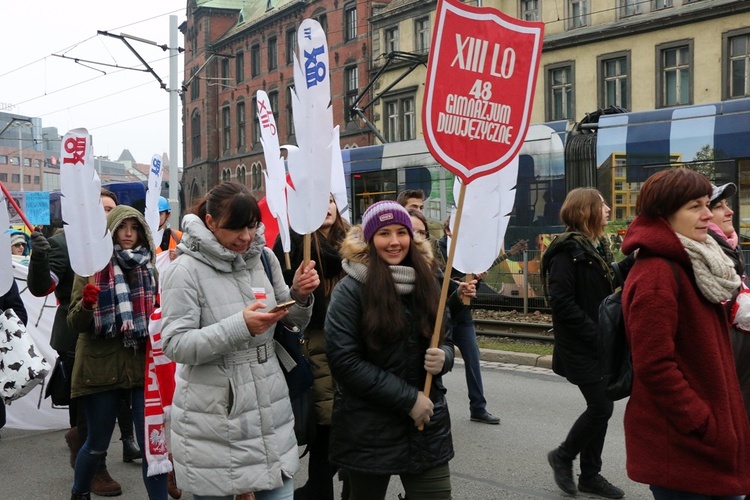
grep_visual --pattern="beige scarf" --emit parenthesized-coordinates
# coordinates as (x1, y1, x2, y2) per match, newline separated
(676, 233, 741, 303)
(342, 259, 416, 295)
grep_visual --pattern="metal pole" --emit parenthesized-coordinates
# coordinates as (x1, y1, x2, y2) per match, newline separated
(168, 15, 181, 224)
(18, 125, 23, 192)
(523, 249, 529, 315)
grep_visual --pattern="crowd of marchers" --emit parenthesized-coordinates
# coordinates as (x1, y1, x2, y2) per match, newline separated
(2, 173, 750, 500)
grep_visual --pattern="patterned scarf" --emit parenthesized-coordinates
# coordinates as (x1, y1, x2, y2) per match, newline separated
(93, 245, 155, 348)
(676, 233, 741, 303)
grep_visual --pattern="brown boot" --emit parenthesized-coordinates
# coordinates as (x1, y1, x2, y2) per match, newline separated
(91, 469, 122, 497)
(235, 494, 255, 500)
(65, 427, 80, 469)
(167, 454, 182, 499)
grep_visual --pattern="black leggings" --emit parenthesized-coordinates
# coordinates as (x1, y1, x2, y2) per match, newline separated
(558, 379, 614, 480)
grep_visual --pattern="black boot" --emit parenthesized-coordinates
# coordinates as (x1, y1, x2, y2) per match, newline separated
(70, 492, 91, 500)
(122, 436, 142, 462)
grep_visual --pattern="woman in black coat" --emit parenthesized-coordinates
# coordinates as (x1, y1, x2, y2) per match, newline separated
(324, 200, 460, 500)
(541, 188, 633, 499)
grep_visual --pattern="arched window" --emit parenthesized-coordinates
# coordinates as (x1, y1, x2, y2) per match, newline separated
(251, 162, 263, 191)
(222, 168, 232, 182)
(237, 164, 247, 185)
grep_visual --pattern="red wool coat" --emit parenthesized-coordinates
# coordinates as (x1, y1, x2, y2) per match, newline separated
(621, 215, 750, 495)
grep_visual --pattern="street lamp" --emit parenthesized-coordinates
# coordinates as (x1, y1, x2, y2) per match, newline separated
(0, 118, 34, 191)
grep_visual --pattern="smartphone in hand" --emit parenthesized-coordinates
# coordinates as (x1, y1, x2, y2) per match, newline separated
(269, 300, 296, 313)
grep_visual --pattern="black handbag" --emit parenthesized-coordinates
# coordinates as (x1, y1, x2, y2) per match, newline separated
(260, 250, 316, 446)
(44, 356, 71, 407)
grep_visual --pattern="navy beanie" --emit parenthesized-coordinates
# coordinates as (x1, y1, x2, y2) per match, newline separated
(362, 200, 413, 242)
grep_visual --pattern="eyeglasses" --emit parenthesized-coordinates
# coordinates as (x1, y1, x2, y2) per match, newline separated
(12, 243, 25, 248)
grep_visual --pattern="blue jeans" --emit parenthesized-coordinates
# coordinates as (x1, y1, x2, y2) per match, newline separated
(72, 388, 167, 499)
(452, 318, 487, 414)
(193, 476, 294, 500)
(650, 485, 745, 500)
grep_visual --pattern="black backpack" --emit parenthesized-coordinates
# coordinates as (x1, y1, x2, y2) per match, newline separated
(599, 258, 678, 401)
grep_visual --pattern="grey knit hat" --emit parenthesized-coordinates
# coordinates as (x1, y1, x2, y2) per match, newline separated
(362, 200, 413, 242)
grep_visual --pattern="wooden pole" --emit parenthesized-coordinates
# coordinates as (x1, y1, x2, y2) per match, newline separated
(303, 233, 311, 268)
(285, 252, 291, 270)
(419, 182, 466, 430)
(462, 273, 474, 305)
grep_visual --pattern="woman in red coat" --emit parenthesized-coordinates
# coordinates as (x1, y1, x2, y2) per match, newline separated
(621, 168, 750, 499)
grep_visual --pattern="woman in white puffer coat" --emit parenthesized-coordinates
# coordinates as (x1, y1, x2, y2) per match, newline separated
(160, 182, 319, 500)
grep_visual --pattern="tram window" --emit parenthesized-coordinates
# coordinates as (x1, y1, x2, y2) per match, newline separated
(352, 170, 398, 222)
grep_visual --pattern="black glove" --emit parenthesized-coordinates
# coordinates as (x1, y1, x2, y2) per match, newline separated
(30, 231, 51, 257)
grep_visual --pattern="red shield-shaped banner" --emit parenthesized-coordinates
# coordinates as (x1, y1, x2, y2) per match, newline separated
(422, 0, 544, 183)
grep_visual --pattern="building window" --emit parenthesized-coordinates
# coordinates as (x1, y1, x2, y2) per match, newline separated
(344, 4, 357, 41)
(222, 106, 231, 153)
(599, 53, 629, 109)
(657, 41, 692, 107)
(0, 173, 6, 181)
(191, 110, 201, 160)
(415, 18, 430, 54)
(345, 66, 359, 123)
(520, 0, 539, 21)
(286, 28, 297, 64)
(221, 58, 230, 87)
(619, 0, 640, 18)
(268, 37, 278, 71)
(385, 27, 399, 53)
(287, 85, 296, 136)
(251, 162, 263, 191)
(237, 164, 246, 185)
(268, 91, 279, 128)
(384, 95, 416, 142)
(0, 155, 6, 164)
(652, 0, 672, 9)
(10, 157, 19, 165)
(222, 168, 231, 182)
(237, 101, 247, 149)
(316, 13, 328, 34)
(568, 0, 588, 29)
(12, 174, 19, 183)
(547, 63, 574, 121)
(235, 52, 244, 84)
(34, 159, 41, 168)
(252, 97, 260, 146)
(23, 157, 31, 167)
(727, 31, 750, 99)
(251, 44, 261, 77)
(190, 67, 200, 101)
(34, 176, 40, 185)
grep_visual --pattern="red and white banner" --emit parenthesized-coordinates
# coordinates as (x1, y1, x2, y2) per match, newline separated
(422, 0, 544, 183)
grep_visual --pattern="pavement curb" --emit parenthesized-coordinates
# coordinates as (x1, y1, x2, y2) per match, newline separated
(460, 348, 552, 369)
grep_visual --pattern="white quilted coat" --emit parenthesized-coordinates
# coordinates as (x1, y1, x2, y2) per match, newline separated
(161, 215, 311, 496)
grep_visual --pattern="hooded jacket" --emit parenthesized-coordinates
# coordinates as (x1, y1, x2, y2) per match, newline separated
(160, 214, 312, 496)
(67, 205, 157, 398)
(621, 215, 750, 495)
(324, 226, 455, 475)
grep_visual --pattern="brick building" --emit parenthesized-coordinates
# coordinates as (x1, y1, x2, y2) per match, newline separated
(181, 0, 391, 204)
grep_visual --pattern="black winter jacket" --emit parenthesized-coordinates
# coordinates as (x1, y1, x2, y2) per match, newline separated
(541, 233, 633, 385)
(324, 227, 455, 475)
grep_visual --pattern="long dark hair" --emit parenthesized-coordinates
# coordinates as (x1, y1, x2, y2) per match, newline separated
(191, 182, 260, 229)
(361, 239, 441, 349)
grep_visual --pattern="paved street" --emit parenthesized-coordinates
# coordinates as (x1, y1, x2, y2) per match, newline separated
(1, 359, 651, 499)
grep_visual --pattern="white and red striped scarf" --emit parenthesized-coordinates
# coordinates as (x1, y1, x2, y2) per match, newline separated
(145, 308, 176, 477)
